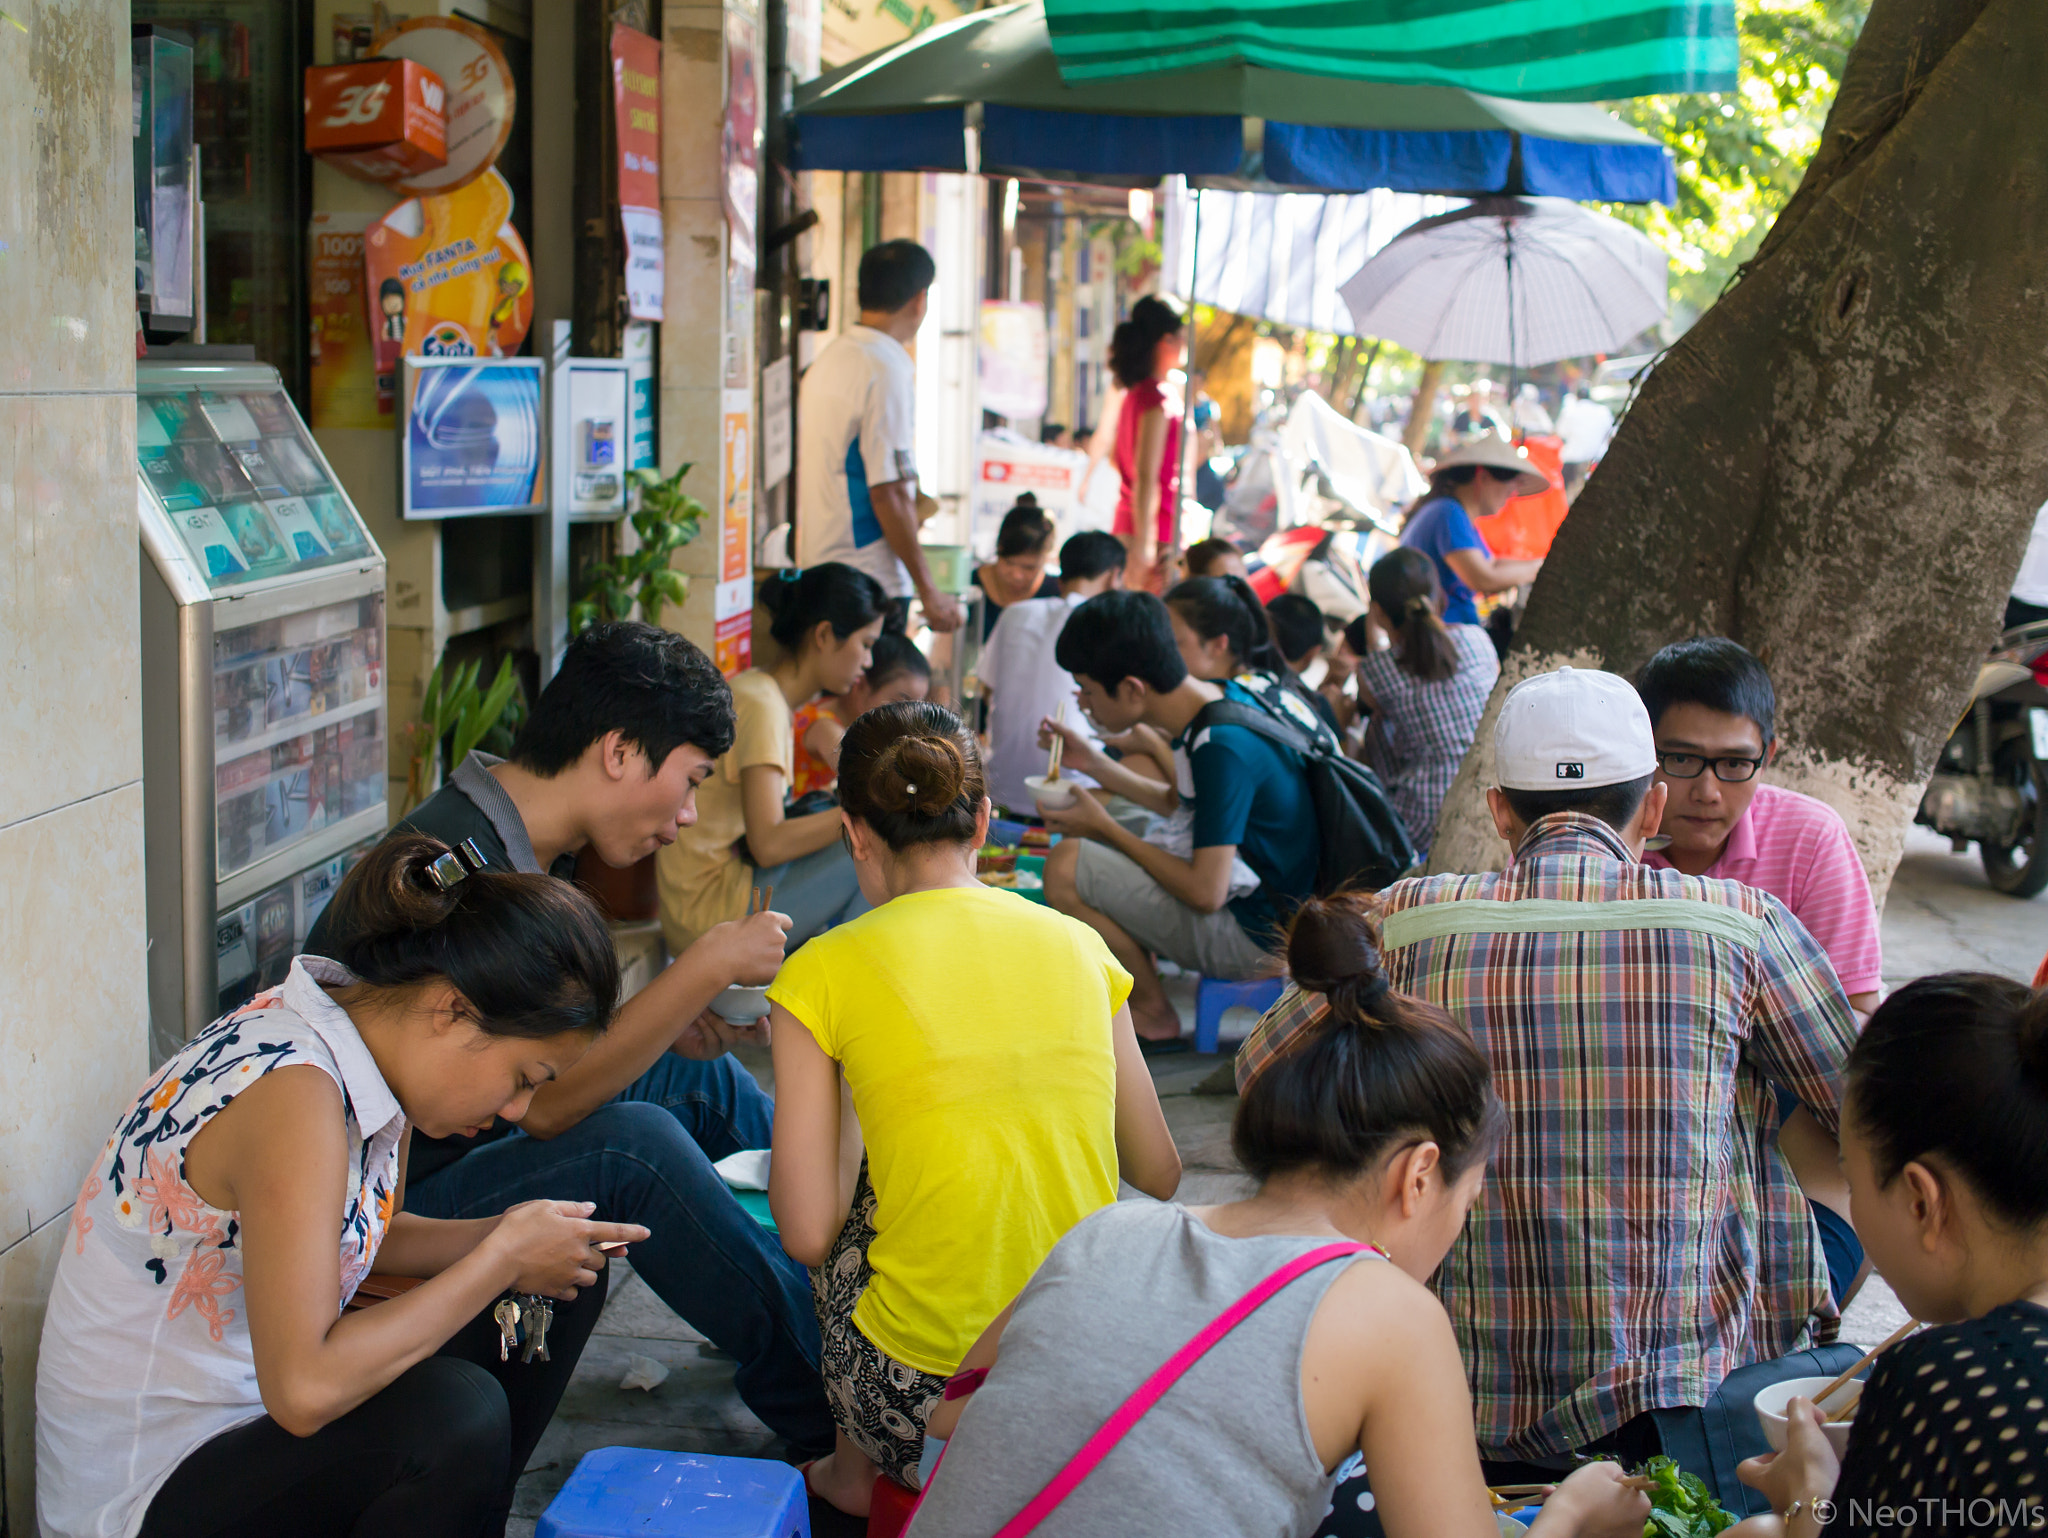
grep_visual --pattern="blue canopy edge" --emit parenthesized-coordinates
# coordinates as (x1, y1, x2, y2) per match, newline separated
(1518, 133, 1676, 204)
(790, 109, 970, 173)
(1264, 122, 1673, 203)
(982, 105, 1243, 178)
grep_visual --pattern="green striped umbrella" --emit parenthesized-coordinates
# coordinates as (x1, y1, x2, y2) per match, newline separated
(793, 1, 1675, 201)
(1041, 0, 1737, 100)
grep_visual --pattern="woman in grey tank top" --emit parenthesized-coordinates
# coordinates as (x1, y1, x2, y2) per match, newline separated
(907, 897, 1652, 1538)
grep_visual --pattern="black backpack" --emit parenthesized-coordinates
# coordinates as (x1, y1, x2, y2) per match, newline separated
(1189, 687, 1418, 895)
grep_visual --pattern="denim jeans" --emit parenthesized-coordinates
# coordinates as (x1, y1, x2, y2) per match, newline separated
(404, 1053, 833, 1454)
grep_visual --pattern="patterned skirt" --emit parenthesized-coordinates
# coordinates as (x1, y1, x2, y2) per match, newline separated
(810, 1166, 948, 1487)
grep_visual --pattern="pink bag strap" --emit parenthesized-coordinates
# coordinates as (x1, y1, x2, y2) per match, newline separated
(984, 1240, 1376, 1538)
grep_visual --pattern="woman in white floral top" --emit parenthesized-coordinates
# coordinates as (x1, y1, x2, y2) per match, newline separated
(37, 835, 644, 1538)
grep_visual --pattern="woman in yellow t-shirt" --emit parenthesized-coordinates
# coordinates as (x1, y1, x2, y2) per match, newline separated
(655, 564, 888, 954)
(767, 701, 1183, 1517)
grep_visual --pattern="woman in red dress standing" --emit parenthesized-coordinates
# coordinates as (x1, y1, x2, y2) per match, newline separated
(1109, 296, 1187, 592)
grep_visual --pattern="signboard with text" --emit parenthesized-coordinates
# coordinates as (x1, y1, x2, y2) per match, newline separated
(716, 388, 754, 676)
(401, 357, 546, 518)
(611, 25, 664, 320)
(362, 167, 534, 410)
(309, 212, 383, 428)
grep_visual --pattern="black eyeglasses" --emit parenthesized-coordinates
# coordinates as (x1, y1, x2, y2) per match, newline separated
(1656, 751, 1765, 783)
(1441, 465, 1524, 485)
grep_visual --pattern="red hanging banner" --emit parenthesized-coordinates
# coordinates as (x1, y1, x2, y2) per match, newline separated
(611, 24, 664, 320)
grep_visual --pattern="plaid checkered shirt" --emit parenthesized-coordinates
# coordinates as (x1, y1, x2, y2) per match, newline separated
(1237, 812, 1859, 1458)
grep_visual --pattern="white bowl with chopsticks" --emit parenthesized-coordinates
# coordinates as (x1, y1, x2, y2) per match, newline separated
(1754, 1376, 1860, 1456)
(1025, 773, 1077, 811)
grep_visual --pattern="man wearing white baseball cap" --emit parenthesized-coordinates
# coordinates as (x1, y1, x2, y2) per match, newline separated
(1237, 665, 1863, 1497)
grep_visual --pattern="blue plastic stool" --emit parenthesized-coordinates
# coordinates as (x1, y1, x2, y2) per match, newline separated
(538, 1447, 809, 1538)
(1193, 974, 1286, 1053)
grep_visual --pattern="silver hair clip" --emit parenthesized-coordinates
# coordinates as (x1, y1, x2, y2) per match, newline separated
(425, 837, 490, 892)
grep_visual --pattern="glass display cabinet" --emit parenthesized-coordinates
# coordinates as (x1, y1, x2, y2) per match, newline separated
(137, 360, 388, 1062)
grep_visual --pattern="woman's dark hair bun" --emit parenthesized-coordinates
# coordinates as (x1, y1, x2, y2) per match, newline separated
(1234, 893, 1502, 1185)
(318, 834, 619, 1041)
(1848, 973, 2048, 1230)
(1286, 894, 1393, 1017)
(839, 700, 988, 852)
(2021, 988, 2048, 1089)
(867, 733, 967, 819)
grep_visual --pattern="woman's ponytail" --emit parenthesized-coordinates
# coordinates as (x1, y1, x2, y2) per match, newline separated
(1367, 548, 1458, 682)
(1166, 575, 1286, 677)
(318, 834, 619, 1040)
(759, 562, 890, 651)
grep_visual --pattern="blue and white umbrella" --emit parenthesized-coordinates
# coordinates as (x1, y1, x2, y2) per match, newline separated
(1337, 196, 1669, 367)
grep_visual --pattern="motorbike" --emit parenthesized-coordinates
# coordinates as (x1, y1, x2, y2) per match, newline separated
(1916, 618, 2048, 897)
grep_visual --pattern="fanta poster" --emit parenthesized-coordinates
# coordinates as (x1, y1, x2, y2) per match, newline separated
(401, 359, 545, 518)
(363, 167, 534, 410)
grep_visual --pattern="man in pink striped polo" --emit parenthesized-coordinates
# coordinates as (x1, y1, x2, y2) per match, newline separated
(1633, 637, 1883, 1014)
(1635, 637, 1881, 1268)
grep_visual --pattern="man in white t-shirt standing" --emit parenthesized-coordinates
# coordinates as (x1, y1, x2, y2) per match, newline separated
(2009, 499, 2048, 630)
(1554, 384, 1616, 496)
(796, 240, 964, 632)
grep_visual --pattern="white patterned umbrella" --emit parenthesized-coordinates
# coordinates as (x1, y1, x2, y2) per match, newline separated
(1336, 196, 1668, 368)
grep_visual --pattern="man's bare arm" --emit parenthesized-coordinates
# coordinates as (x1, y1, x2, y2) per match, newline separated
(870, 479, 964, 632)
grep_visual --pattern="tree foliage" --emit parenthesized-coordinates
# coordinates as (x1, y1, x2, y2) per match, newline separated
(1614, 0, 1868, 318)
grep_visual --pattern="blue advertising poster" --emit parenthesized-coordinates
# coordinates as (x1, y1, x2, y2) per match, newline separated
(402, 359, 546, 517)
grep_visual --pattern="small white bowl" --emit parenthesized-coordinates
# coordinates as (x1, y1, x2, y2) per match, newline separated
(711, 983, 771, 1024)
(1026, 773, 1077, 810)
(1754, 1374, 1860, 1457)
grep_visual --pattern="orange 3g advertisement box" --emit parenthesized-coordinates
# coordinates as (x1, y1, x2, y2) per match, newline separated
(304, 59, 448, 184)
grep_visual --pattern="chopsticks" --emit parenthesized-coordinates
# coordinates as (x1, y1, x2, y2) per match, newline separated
(747, 884, 776, 917)
(1489, 1475, 1658, 1508)
(1045, 703, 1066, 782)
(1813, 1317, 1921, 1421)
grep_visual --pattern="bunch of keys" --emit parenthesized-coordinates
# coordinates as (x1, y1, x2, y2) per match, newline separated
(491, 1294, 555, 1363)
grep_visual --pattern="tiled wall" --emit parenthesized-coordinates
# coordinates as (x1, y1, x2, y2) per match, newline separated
(0, 0, 151, 1530)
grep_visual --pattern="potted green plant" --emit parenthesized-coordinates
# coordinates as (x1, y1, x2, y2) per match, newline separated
(402, 654, 524, 814)
(568, 462, 707, 635)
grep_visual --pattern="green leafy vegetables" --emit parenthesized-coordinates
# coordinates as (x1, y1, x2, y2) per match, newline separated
(1638, 1457, 1737, 1538)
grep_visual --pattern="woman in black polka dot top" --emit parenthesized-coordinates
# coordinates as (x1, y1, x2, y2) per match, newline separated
(1735, 973, 2048, 1537)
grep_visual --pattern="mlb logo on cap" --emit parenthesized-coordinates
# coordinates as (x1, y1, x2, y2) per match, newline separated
(1494, 667, 1658, 791)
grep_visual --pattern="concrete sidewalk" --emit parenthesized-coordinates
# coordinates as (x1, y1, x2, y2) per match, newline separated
(509, 829, 2043, 1532)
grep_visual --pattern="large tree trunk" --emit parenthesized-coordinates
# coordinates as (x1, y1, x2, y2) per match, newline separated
(1403, 359, 1446, 459)
(1429, 0, 2048, 904)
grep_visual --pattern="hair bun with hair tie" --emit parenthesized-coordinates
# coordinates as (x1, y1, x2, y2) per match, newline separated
(1353, 973, 1392, 1014)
